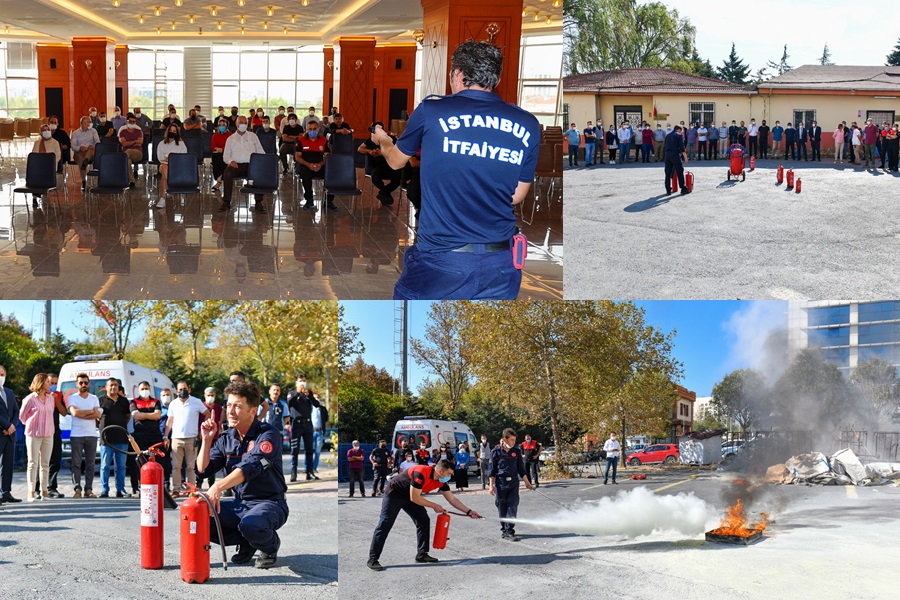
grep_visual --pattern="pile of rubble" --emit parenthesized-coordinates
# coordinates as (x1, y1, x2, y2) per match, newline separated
(764, 448, 900, 486)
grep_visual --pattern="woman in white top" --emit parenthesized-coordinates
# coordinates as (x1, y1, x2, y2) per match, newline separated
(850, 125, 863, 165)
(29, 124, 61, 206)
(155, 125, 187, 207)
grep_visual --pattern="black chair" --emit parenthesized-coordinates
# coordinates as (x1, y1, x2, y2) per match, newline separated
(14, 152, 61, 208)
(91, 152, 130, 203)
(86, 143, 119, 192)
(324, 153, 361, 210)
(182, 131, 207, 182)
(331, 132, 354, 154)
(238, 153, 279, 209)
(165, 152, 200, 203)
(363, 153, 376, 201)
(259, 133, 278, 155)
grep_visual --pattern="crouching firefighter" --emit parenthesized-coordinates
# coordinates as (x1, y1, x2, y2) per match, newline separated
(196, 381, 289, 569)
(489, 428, 533, 542)
(367, 459, 482, 571)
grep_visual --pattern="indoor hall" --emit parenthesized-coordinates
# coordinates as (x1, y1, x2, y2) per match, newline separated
(0, 0, 563, 299)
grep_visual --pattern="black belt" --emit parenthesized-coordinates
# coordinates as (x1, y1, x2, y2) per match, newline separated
(294, 418, 311, 423)
(451, 241, 510, 253)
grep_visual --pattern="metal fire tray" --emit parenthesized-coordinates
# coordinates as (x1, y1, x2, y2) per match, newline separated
(705, 529, 764, 545)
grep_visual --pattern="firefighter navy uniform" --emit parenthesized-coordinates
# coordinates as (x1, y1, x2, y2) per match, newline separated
(287, 388, 320, 480)
(663, 130, 686, 193)
(369, 464, 450, 563)
(489, 443, 530, 538)
(201, 419, 289, 555)
(392, 89, 541, 300)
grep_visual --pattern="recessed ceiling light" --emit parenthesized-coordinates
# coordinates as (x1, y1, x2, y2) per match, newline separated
(546, 15, 552, 24)
(263, 21, 269, 30)
(266, 5, 274, 17)
(175, 0, 183, 6)
(210, 6, 218, 16)
(283, 27, 288, 35)
(156, 27, 161, 35)
(239, 14, 245, 24)
(171, 21, 176, 29)
(138, 14, 144, 23)
(188, 14, 194, 23)
(240, 27, 245, 35)
(290, 14, 296, 23)
(216, 21, 222, 29)
(154, 6, 161, 16)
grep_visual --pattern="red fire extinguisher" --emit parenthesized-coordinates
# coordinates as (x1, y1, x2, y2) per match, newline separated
(749, 156, 756, 171)
(180, 491, 211, 583)
(433, 513, 451, 550)
(671, 172, 679, 193)
(777, 164, 784, 184)
(795, 178, 802, 193)
(140, 453, 164, 569)
(786, 168, 795, 189)
(685, 171, 694, 192)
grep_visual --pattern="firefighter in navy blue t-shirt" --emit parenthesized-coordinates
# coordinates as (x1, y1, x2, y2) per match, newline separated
(489, 427, 532, 542)
(370, 41, 541, 300)
(197, 381, 289, 569)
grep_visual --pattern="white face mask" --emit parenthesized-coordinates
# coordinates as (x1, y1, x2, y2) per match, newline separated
(263, 124, 270, 130)
(41, 131, 52, 139)
(288, 119, 296, 126)
(49, 124, 58, 131)
(99, 117, 107, 123)
(135, 111, 141, 116)
(90, 111, 97, 117)
(114, 111, 120, 117)
(237, 124, 248, 133)
(127, 123, 136, 129)
(279, 110, 285, 115)
(139, 389, 150, 398)
(257, 111, 263, 116)
(309, 110, 315, 115)
(161, 394, 171, 405)
(0, 375, 5, 386)
(205, 396, 215, 404)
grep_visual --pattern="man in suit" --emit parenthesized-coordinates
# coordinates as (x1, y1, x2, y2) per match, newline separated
(0, 365, 22, 503)
(809, 121, 822, 161)
(663, 125, 690, 196)
(797, 122, 808, 161)
(286, 374, 321, 482)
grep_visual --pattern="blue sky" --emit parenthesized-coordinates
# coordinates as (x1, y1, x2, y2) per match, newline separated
(341, 301, 789, 397)
(0, 301, 95, 342)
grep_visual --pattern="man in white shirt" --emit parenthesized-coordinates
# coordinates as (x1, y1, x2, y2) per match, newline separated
(301, 106, 320, 130)
(311, 396, 324, 474)
(71, 116, 101, 189)
(218, 115, 267, 214)
(67, 372, 101, 498)
(603, 432, 621, 485)
(164, 381, 209, 496)
(748, 118, 760, 158)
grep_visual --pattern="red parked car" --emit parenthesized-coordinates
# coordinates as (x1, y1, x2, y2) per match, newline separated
(627, 443, 679, 466)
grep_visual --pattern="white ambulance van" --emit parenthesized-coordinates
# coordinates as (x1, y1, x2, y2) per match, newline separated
(392, 416, 480, 475)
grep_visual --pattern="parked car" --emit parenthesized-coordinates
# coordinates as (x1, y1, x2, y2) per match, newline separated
(627, 443, 679, 465)
(721, 440, 746, 458)
(628, 443, 647, 453)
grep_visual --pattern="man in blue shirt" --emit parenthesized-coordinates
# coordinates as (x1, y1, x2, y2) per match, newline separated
(664, 125, 689, 195)
(370, 41, 540, 300)
(488, 428, 532, 542)
(771, 121, 784, 159)
(583, 121, 597, 167)
(565, 123, 581, 166)
(197, 381, 288, 569)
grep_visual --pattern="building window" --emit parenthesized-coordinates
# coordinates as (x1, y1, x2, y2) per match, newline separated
(807, 305, 850, 327)
(688, 102, 714, 126)
(519, 33, 562, 127)
(866, 110, 895, 126)
(859, 322, 900, 345)
(807, 326, 850, 348)
(0, 42, 39, 119)
(793, 109, 816, 129)
(859, 301, 900, 323)
(821, 347, 851, 368)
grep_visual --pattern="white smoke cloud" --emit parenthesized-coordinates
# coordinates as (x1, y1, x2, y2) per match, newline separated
(506, 487, 719, 539)
(722, 301, 788, 381)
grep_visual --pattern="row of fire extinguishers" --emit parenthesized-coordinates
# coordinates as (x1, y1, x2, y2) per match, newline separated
(670, 159, 803, 193)
(137, 441, 228, 583)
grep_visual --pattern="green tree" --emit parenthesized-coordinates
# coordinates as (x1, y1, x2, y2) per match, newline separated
(771, 349, 851, 430)
(410, 302, 471, 415)
(711, 369, 767, 438)
(886, 38, 900, 66)
(819, 43, 834, 66)
(0, 315, 42, 397)
(145, 301, 233, 372)
(717, 43, 751, 84)
(85, 301, 148, 358)
(338, 303, 364, 373)
(668, 50, 717, 79)
(564, 0, 697, 74)
(766, 44, 793, 76)
(850, 358, 900, 425)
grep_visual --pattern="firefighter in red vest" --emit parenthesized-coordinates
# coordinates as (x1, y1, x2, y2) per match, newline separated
(367, 459, 481, 571)
(520, 434, 542, 489)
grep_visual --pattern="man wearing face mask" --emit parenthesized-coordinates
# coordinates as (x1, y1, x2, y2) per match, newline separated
(66, 373, 100, 499)
(183, 108, 203, 131)
(302, 106, 320, 130)
(488, 428, 533, 542)
(129, 381, 163, 494)
(134, 107, 152, 134)
(286, 374, 320, 482)
(414, 441, 431, 465)
(157, 388, 174, 489)
(274, 106, 287, 131)
(162, 109, 182, 130)
(279, 112, 303, 173)
(95, 111, 116, 139)
(227, 106, 240, 132)
(393, 440, 410, 474)
(370, 439, 392, 497)
(295, 121, 338, 211)
(164, 382, 209, 496)
(254, 115, 278, 154)
(367, 458, 481, 570)
(196, 387, 224, 490)
(218, 115, 267, 214)
(47, 115, 70, 173)
(477, 435, 491, 489)
(520, 433, 541, 490)
(603, 431, 621, 485)
(118, 113, 144, 187)
(88, 106, 100, 128)
(111, 106, 126, 131)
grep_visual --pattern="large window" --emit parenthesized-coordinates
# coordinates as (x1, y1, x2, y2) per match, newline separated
(807, 326, 849, 348)
(689, 102, 715, 126)
(211, 46, 323, 114)
(793, 109, 816, 129)
(858, 322, 900, 346)
(0, 42, 39, 119)
(128, 48, 185, 120)
(519, 33, 562, 127)
(859, 301, 900, 323)
(807, 305, 850, 327)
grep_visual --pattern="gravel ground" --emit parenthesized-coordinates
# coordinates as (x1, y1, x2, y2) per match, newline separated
(338, 469, 900, 600)
(563, 159, 900, 299)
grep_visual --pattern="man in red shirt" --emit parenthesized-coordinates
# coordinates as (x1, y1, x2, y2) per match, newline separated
(520, 434, 542, 489)
(367, 459, 481, 571)
(294, 120, 338, 212)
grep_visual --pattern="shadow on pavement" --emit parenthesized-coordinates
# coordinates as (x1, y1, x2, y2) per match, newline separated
(623, 194, 675, 212)
(202, 553, 337, 585)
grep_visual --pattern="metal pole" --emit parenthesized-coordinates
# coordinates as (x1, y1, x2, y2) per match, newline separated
(43, 300, 51, 343)
(400, 300, 408, 397)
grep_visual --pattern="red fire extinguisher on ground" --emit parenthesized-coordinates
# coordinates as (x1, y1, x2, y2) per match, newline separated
(433, 513, 451, 550)
(749, 156, 756, 171)
(671, 172, 679, 193)
(140, 453, 165, 569)
(180, 490, 211, 583)
(685, 171, 694, 192)
(795, 178, 802, 193)
(786, 168, 795, 189)
(777, 164, 784, 184)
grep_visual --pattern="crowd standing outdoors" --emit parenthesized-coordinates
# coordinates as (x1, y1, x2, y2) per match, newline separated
(566, 117, 900, 172)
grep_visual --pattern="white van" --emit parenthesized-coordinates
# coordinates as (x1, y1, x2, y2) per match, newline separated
(57, 355, 175, 441)
(392, 416, 480, 475)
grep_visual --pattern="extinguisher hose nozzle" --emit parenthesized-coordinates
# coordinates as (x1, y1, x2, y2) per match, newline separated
(195, 491, 229, 571)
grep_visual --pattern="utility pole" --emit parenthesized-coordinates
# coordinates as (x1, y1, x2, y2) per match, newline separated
(43, 300, 52, 343)
(400, 300, 408, 397)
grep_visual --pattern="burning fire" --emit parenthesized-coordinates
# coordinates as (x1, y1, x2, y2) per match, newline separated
(708, 499, 770, 538)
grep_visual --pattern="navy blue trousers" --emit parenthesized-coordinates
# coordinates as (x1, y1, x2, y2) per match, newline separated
(210, 498, 289, 555)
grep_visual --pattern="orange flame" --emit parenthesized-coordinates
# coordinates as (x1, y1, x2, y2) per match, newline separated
(708, 499, 769, 538)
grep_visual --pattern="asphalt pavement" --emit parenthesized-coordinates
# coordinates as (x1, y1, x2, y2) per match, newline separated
(564, 159, 900, 299)
(338, 469, 900, 600)
(0, 454, 337, 599)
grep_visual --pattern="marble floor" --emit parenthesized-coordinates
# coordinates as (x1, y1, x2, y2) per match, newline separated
(0, 149, 562, 300)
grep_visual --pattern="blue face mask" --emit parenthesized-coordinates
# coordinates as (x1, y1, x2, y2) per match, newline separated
(438, 475, 451, 483)
(218, 125, 226, 133)
(308, 130, 318, 138)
